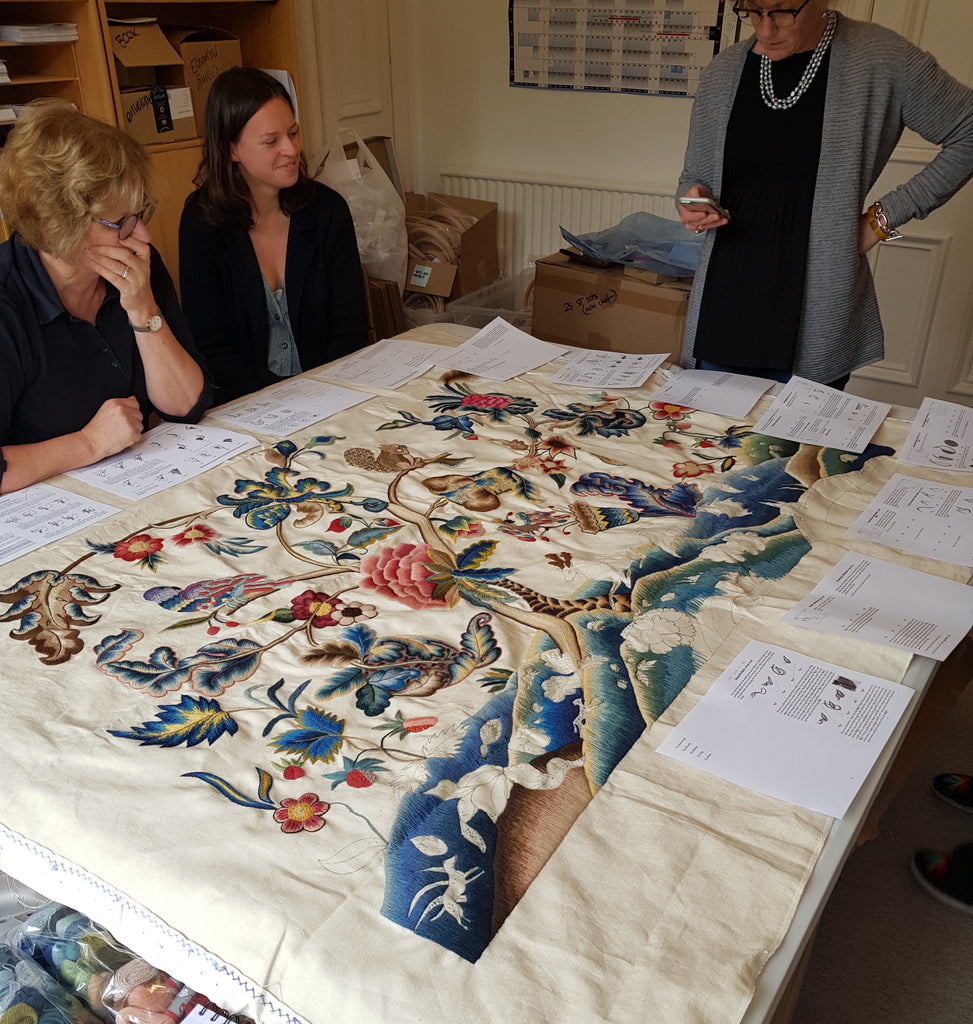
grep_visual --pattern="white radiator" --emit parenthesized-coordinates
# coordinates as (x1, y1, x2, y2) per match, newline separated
(440, 169, 676, 275)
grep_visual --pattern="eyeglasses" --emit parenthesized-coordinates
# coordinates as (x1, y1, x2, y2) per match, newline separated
(93, 203, 156, 240)
(732, 0, 812, 28)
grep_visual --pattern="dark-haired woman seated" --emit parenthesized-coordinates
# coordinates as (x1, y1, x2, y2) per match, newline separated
(179, 67, 369, 405)
(0, 100, 210, 494)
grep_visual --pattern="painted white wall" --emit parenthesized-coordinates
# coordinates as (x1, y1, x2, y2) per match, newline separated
(392, 0, 699, 195)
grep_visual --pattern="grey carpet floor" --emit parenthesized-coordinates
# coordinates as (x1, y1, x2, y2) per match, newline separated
(790, 674, 973, 1024)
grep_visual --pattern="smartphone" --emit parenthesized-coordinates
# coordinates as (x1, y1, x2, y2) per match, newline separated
(679, 196, 730, 220)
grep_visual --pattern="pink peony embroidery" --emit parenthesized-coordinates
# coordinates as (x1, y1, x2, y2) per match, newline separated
(359, 543, 448, 610)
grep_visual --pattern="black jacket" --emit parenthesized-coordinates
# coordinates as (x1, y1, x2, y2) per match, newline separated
(179, 182, 368, 405)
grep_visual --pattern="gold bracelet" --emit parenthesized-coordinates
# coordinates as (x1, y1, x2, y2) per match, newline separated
(866, 202, 903, 242)
(866, 203, 890, 241)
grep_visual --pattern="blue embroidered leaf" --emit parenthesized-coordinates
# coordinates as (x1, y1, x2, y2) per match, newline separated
(268, 707, 344, 762)
(452, 566, 516, 583)
(305, 435, 341, 448)
(274, 440, 299, 457)
(204, 537, 267, 558)
(294, 540, 340, 557)
(356, 683, 392, 716)
(450, 613, 501, 684)
(314, 665, 366, 699)
(456, 540, 497, 570)
(183, 770, 276, 809)
(452, 579, 515, 608)
(245, 505, 291, 530)
(109, 694, 238, 747)
(358, 497, 391, 513)
(85, 541, 120, 555)
(346, 523, 401, 549)
(95, 630, 263, 697)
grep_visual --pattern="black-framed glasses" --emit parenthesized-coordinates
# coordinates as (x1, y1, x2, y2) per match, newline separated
(732, 0, 812, 28)
(93, 203, 156, 240)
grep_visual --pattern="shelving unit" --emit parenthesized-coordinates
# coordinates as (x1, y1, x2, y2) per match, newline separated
(1, 1, 305, 274)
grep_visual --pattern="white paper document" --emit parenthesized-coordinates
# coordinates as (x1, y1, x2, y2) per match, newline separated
(656, 641, 913, 817)
(645, 369, 774, 419)
(548, 348, 668, 389)
(898, 397, 973, 471)
(752, 376, 889, 453)
(437, 316, 567, 380)
(780, 553, 973, 660)
(313, 339, 445, 389)
(210, 377, 372, 435)
(66, 422, 257, 501)
(846, 473, 973, 567)
(0, 483, 119, 567)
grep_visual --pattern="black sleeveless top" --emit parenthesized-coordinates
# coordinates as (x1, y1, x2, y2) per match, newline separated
(693, 46, 831, 370)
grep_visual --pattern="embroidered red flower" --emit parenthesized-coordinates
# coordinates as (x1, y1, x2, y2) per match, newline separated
(650, 402, 692, 422)
(460, 394, 511, 410)
(112, 535, 163, 561)
(359, 543, 449, 610)
(672, 461, 715, 478)
(290, 590, 341, 628)
(273, 794, 329, 833)
(171, 524, 216, 546)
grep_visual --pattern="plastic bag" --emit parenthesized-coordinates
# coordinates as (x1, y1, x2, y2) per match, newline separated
(315, 129, 407, 293)
(560, 211, 703, 277)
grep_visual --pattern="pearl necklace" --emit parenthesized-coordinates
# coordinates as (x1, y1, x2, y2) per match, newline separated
(759, 10, 837, 111)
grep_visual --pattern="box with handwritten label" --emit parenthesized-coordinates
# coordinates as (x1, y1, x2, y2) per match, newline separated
(531, 250, 690, 358)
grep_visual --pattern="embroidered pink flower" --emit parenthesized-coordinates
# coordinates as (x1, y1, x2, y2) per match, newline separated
(113, 535, 163, 561)
(650, 402, 692, 422)
(359, 543, 448, 610)
(672, 461, 715, 478)
(172, 524, 216, 546)
(290, 590, 340, 627)
(460, 394, 511, 410)
(274, 793, 329, 833)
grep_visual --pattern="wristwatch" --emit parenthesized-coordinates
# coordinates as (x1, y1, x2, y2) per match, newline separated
(131, 310, 163, 333)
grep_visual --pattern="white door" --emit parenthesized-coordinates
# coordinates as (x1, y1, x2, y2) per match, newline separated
(837, 0, 973, 408)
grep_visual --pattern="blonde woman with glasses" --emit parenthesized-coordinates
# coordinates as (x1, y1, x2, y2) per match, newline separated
(0, 100, 210, 494)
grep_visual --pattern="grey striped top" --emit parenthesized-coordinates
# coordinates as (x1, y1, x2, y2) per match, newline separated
(677, 14, 973, 382)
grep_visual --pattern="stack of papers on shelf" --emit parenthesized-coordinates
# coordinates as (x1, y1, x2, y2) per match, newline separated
(0, 60, 9, 84)
(0, 107, 16, 123)
(0, 23, 79, 43)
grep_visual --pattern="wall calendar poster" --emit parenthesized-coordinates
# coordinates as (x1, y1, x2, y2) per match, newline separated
(509, 0, 739, 97)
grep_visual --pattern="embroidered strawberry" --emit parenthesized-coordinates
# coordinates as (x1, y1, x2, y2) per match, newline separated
(282, 765, 305, 781)
(401, 716, 437, 734)
(346, 769, 376, 789)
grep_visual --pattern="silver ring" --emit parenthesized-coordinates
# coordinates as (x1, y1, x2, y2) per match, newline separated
(122, 267, 129, 279)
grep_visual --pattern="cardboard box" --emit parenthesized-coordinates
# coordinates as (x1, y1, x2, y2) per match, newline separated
(404, 192, 499, 301)
(531, 251, 690, 358)
(108, 22, 196, 144)
(164, 27, 242, 137)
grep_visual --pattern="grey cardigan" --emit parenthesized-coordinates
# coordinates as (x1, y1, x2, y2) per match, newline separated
(677, 14, 973, 382)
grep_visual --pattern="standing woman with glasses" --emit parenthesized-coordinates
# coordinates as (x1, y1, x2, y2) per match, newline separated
(0, 100, 210, 494)
(179, 67, 369, 405)
(676, 2, 973, 389)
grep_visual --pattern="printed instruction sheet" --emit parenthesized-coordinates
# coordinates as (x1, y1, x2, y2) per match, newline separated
(846, 473, 973, 567)
(898, 397, 973, 471)
(437, 317, 567, 380)
(645, 368, 774, 419)
(549, 349, 669, 389)
(752, 376, 889, 453)
(314, 339, 447, 390)
(657, 641, 913, 817)
(208, 377, 372, 436)
(780, 552, 973, 660)
(66, 422, 257, 501)
(0, 483, 119, 567)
